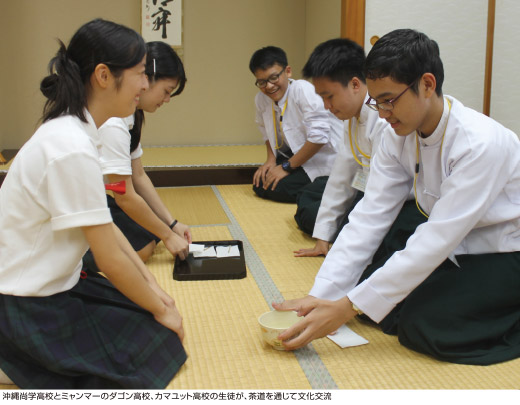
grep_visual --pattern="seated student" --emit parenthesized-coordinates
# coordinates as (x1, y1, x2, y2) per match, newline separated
(274, 29, 520, 366)
(293, 38, 387, 256)
(98, 41, 191, 263)
(294, 38, 422, 260)
(249, 46, 343, 203)
(0, 19, 186, 388)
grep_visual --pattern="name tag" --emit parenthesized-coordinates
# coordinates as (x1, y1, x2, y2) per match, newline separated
(351, 169, 368, 192)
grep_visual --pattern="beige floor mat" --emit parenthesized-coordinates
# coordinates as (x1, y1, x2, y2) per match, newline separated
(216, 184, 520, 389)
(141, 145, 265, 167)
(148, 225, 311, 389)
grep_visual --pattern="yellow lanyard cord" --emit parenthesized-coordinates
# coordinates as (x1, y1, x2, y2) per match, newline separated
(272, 98, 288, 150)
(414, 97, 452, 218)
(348, 118, 371, 167)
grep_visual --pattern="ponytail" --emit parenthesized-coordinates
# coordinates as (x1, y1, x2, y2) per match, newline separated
(40, 41, 87, 123)
(39, 19, 146, 124)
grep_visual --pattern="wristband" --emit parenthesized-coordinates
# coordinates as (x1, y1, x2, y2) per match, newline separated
(169, 220, 178, 230)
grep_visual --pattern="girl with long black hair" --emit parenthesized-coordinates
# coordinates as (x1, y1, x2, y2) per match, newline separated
(97, 41, 191, 263)
(0, 19, 187, 389)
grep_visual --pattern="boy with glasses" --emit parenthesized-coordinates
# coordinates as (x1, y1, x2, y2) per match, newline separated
(293, 38, 423, 260)
(274, 29, 520, 366)
(249, 46, 343, 203)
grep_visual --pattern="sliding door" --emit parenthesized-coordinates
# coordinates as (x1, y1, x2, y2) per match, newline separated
(364, 0, 488, 113)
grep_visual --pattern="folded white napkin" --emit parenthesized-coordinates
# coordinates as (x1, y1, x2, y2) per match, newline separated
(216, 245, 240, 258)
(192, 246, 217, 258)
(327, 324, 369, 348)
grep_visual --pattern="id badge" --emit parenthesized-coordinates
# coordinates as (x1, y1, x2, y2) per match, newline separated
(351, 169, 368, 192)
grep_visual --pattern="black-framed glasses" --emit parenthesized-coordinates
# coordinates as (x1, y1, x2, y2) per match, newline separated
(365, 82, 415, 111)
(255, 67, 286, 88)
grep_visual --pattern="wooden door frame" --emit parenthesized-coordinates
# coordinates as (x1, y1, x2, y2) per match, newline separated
(483, 0, 495, 116)
(340, 0, 365, 48)
(341, 0, 495, 115)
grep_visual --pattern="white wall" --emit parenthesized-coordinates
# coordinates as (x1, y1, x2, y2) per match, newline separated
(364, 0, 488, 113)
(490, 0, 520, 135)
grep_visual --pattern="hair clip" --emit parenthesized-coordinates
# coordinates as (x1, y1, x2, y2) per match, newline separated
(153, 58, 156, 75)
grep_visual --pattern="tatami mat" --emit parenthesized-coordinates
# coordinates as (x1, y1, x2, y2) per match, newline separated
(140, 145, 265, 168)
(2, 183, 519, 390)
(214, 184, 520, 390)
(147, 226, 311, 390)
(0, 144, 266, 178)
(155, 186, 229, 225)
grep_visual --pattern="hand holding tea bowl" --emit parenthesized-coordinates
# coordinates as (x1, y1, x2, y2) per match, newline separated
(258, 310, 302, 350)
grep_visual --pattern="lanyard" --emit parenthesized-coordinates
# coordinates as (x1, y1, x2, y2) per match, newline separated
(414, 97, 452, 218)
(348, 118, 370, 167)
(272, 98, 288, 150)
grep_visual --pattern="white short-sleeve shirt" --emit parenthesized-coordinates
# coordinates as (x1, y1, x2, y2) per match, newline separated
(99, 115, 143, 176)
(0, 112, 112, 296)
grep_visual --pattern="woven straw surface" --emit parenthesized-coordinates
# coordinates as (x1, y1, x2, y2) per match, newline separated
(215, 185, 520, 389)
(141, 145, 265, 167)
(2, 183, 519, 390)
(149, 225, 311, 390)
(155, 186, 229, 225)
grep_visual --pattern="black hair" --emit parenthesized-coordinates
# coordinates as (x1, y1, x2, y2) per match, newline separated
(130, 42, 187, 153)
(364, 29, 444, 96)
(145, 41, 187, 96)
(249, 46, 288, 73)
(302, 38, 366, 86)
(40, 18, 146, 124)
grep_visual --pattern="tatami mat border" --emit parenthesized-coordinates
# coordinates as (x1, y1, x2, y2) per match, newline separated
(142, 143, 264, 148)
(211, 185, 338, 390)
(144, 163, 259, 168)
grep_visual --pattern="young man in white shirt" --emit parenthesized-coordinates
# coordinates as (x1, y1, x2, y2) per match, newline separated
(274, 29, 520, 365)
(249, 46, 343, 203)
(293, 38, 423, 260)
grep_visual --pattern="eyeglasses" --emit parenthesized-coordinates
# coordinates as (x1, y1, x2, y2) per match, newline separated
(255, 67, 286, 88)
(365, 82, 415, 111)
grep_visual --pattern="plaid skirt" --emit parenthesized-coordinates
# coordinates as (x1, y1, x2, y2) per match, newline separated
(0, 271, 187, 389)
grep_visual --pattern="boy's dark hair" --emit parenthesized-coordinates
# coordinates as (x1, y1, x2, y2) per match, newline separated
(302, 38, 366, 86)
(249, 46, 288, 73)
(364, 29, 444, 96)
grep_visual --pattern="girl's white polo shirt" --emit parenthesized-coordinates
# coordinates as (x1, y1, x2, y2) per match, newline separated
(99, 115, 143, 177)
(0, 112, 112, 296)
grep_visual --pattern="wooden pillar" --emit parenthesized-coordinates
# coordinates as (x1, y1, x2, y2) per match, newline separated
(483, 0, 495, 116)
(341, 0, 366, 48)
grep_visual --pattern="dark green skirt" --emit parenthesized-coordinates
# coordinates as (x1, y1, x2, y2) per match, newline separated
(358, 205, 520, 365)
(0, 271, 187, 389)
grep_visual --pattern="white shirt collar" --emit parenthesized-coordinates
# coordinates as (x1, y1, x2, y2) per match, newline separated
(358, 93, 372, 125)
(122, 114, 135, 130)
(274, 79, 292, 108)
(82, 109, 102, 148)
(419, 96, 450, 147)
